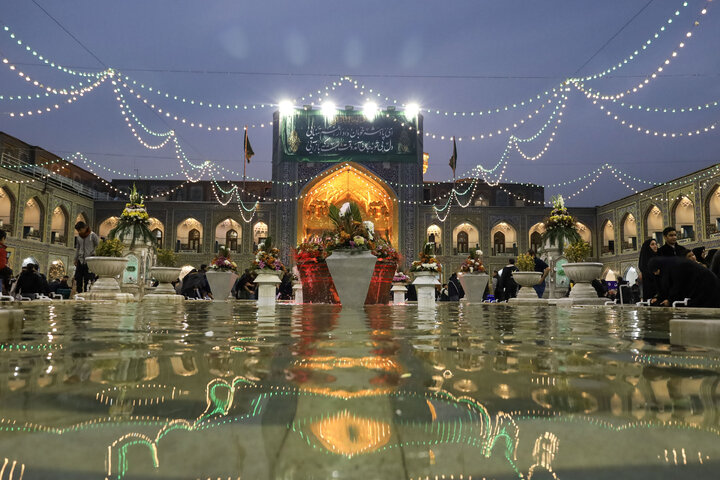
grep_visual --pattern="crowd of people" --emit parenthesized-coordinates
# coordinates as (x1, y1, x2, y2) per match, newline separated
(638, 226, 720, 308)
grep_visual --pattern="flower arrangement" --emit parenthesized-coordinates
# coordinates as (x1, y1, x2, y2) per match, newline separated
(564, 240, 592, 263)
(209, 246, 238, 272)
(325, 202, 376, 253)
(410, 242, 442, 273)
(294, 235, 328, 263)
(392, 272, 410, 283)
(108, 184, 155, 249)
(95, 237, 125, 257)
(515, 253, 536, 272)
(541, 195, 580, 253)
(459, 249, 486, 274)
(251, 236, 286, 273)
(372, 238, 401, 263)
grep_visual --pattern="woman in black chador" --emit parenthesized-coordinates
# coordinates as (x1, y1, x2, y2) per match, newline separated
(648, 257, 720, 308)
(638, 238, 659, 301)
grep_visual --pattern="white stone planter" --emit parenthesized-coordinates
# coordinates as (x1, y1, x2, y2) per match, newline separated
(412, 271, 440, 309)
(85, 257, 133, 301)
(205, 270, 238, 302)
(459, 273, 489, 303)
(562, 262, 604, 302)
(512, 271, 543, 300)
(325, 249, 377, 309)
(255, 270, 282, 307)
(149, 267, 181, 294)
(391, 283, 407, 305)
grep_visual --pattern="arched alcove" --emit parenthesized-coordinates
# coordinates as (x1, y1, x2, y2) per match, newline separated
(452, 222, 479, 255)
(602, 220, 615, 254)
(23, 197, 44, 240)
(490, 222, 517, 256)
(0, 187, 15, 235)
(177, 218, 203, 252)
(51, 206, 69, 245)
(645, 205, 663, 243)
(216, 218, 242, 252)
(621, 213, 637, 252)
(672, 196, 695, 241)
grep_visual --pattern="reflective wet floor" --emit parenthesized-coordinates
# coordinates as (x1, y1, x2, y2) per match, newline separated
(1, 302, 719, 479)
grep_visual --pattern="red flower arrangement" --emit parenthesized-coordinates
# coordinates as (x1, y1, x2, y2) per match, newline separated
(459, 249, 486, 274)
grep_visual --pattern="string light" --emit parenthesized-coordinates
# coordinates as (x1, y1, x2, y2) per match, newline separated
(5, 74, 110, 117)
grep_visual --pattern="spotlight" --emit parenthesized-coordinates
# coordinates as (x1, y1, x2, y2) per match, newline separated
(278, 100, 294, 117)
(321, 101, 336, 119)
(363, 101, 378, 120)
(405, 103, 420, 120)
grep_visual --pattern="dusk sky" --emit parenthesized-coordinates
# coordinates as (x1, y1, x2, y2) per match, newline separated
(1, 0, 718, 206)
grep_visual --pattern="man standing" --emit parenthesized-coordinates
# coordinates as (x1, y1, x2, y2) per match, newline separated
(498, 258, 519, 301)
(658, 227, 688, 257)
(74, 221, 99, 293)
(528, 249, 550, 298)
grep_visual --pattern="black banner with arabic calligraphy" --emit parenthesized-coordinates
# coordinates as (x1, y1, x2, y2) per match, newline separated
(281, 110, 417, 162)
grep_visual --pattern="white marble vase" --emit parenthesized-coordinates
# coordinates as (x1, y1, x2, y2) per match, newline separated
(325, 249, 377, 309)
(459, 273, 490, 303)
(205, 270, 238, 302)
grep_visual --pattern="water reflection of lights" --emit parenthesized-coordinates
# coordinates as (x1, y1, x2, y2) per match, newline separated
(293, 356, 400, 372)
(310, 410, 391, 458)
(0, 457, 25, 480)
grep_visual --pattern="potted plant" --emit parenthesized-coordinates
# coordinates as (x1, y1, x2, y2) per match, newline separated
(458, 249, 489, 303)
(411, 242, 442, 308)
(108, 184, 155, 249)
(293, 236, 339, 304)
(561, 240, 603, 300)
(85, 237, 128, 297)
(541, 195, 580, 254)
(149, 248, 180, 295)
(512, 252, 543, 300)
(324, 202, 377, 309)
(206, 246, 238, 302)
(251, 236, 286, 307)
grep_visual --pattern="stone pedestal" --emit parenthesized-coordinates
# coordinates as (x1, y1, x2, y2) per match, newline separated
(413, 271, 440, 309)
(144, 267, 182, 303)
(325, 250, 377, 309)
(255, 271, 281, 307)
(0, 309, 23, 341)
(85, 257, 135, 302)
(292, 282, 303, 304)
(459, 273, 490, 303)
(670, 319, 720, 349)
(391, 284, 407, 305)
(563, 262, 605, 305)
(509, 271, 547, 304)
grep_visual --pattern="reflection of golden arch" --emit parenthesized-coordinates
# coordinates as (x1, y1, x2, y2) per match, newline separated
(298, 163, 398, 246)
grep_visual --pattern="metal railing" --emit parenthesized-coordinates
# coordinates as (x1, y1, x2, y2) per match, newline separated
(0, 152, 113, 200)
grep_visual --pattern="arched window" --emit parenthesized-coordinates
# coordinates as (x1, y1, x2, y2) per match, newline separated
(152, 228, 163, 248)
(51, 206, 68, 245)
(602, 220, 615, 254)
(452, 222, 479, 255)
(188, 229, 201, 251)
(226, 230, 238, 251)
(645, 206, 663, 243)
(426, 225, 442, 254)
(490, 222, 517, 256)
(253, 222, 268, 250)
(673, 196, 695, 241)
(216, 218, 242, 252)
(494, 231, 506, 254)
(457, 231, 469, 254)
(23, 197, 43, 240)
(621, 213, 637, 252)
(0, 187, 15, 235)
(529, 222, 546, 253)
(575, 222, 592, 245)
(177, 218, 203, 252)
(706, 186, 720, 236)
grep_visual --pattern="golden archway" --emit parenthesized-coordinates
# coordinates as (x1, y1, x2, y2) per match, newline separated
(298, 163, 398, 246)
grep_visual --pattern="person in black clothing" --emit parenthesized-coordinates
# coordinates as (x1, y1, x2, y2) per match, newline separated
(14, 261, 46, 298)
(528, 249, 550, 298)
(638, 238, 659, 301)
(233, 269, 252, 299)
(658, 227, 688, 257)
(648, 257, 720, 308)
(498, 259, 519, 301)
(180, 269, 208, 299)
(447, 273, 464, 301)
(278, 272, 293, 300)
(692, 246, 707, 266)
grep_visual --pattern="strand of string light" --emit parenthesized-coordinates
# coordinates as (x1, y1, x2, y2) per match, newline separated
(4, 73, 110, 117)
(579, 0, 692, 82)
(0, 67, 108, 100)
(68, 152, 186, 179)
(577, 84, 719, 137)
(603, 97, 720, 114)
(571, 1, 712, 100)
(0, 25, 105, 77)
(0, 55, 111, 96)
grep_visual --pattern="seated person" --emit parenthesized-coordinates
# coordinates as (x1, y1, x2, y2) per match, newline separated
(649, 257, 720, 308)
(13, 260, 45, 299)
